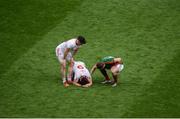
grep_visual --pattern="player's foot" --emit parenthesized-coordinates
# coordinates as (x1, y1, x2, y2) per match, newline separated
(112, 83, 117, 87)
(101, 80, 112, 84)
(63, 81, 69, 87)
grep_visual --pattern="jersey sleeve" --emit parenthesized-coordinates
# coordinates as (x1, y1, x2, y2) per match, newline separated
(66, 39, 76, 49)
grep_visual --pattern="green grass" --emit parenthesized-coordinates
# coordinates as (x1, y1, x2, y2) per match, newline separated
(0, 0, 82, 76)
(0, 0, 180, 117)
(124, 50, 180, 117)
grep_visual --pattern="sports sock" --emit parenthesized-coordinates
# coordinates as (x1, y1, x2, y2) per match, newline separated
(105, 76, 110, 80)
(100, 69, 110, 80)
(62, 78, 66, 83)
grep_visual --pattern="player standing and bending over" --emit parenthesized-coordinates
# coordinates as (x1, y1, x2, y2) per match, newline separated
(91, 56, 124, 87)
(55, 36, 86, 87)
(68, 61, 92, 88)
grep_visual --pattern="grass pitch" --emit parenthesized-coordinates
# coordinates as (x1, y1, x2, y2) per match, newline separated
(0, 0, 180, 117)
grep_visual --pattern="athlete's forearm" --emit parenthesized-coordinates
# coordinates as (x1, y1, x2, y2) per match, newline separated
(73, 82, 81, 87)
(82, 83, 91, 88)
(68, 60, 74, 80)
(72, 48, 78, 56)
(85, 78, 92, 87)
(63, 48, 70, 59)
(90, 65, 97, 74)
(87, 81, 92, 87)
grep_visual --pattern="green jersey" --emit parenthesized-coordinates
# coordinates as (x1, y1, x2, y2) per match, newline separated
(100, 56, 114, 69)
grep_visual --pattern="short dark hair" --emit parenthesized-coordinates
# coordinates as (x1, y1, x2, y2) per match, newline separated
(78, 76, 89, 85)
(77, 36, 86, 44)
(96, 62, 105, 69)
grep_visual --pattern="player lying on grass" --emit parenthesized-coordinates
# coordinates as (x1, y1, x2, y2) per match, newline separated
(67, 61, 92, 88)
(55, 36, 86, 87)
(91, 56, 124, 87)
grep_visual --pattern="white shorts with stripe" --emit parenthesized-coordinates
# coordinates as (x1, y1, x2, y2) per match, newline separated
(55, 47, 73, 62)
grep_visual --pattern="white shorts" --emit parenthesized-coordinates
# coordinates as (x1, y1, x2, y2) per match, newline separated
(116, 64, 124, 72)
(55, 47, 72, 62)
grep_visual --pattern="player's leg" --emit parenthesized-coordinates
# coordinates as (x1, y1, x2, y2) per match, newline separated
(60, 60, 66, 81)
(111, 64, 124, 87)
(111, 65, 120, 87)
(112, 73, 118, 87)
(67, 54, 74, 81)
(56, 48, 69, 87)
(99, 69, 111, 84)
(59, 58, 69, 87)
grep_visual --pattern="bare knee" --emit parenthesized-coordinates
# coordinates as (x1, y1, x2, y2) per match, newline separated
(61, 62, 66, 70)
(70, 60, 74, 67)
(111, 67, 119, 75)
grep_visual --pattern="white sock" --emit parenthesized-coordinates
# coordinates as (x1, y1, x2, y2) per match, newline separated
(62, 78, 66, 83)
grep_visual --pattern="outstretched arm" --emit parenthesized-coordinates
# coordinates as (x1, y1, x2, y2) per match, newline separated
(63, 48, 70, 59)
(73, 81, 81, 87)
(90, 64, 97, 74)
(72, 48, 79, 57)
(67, 58, 74, 81)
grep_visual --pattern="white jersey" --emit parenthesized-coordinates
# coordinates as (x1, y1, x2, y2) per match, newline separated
(56, 38, 79, 56)
(73, 61, 91, 82)
(56, 38, 80, 61)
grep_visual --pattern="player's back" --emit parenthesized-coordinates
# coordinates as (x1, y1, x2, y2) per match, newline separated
(100, 56, 114, 69)
(73, 61, 90, 79)
(73, 61, 86, 73)
(56, 38, 77, 51)
(100, 56, 114, 62)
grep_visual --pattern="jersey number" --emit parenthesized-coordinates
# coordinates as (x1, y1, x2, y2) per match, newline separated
(77, 65, 84, 69)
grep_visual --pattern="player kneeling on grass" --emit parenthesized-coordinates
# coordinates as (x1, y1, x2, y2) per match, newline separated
(55, 36, 86, 87)
(68, 61, 92, 88)
(91, 56, 124, 87)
